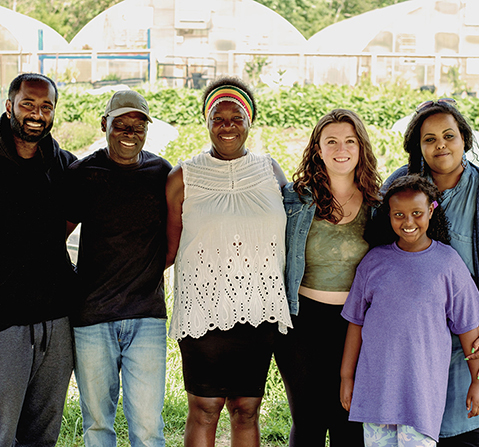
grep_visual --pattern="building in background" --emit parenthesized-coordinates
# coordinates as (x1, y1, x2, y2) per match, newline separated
(0, 5, 68, 102)
(68, 0, 306, 87)
(1, 0, 479, 95)
(306, 0, 479, 95)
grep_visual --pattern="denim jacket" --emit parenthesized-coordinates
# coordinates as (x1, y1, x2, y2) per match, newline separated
(283, 182, 316, 316)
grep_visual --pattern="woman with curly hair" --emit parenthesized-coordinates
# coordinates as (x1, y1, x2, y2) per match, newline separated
(275, 109, 381, 446)
(384, 99, 479, 446)
(341, 174, 479, 446)
(165, 76, 292, 446)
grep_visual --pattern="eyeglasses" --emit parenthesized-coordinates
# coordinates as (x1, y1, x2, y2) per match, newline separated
(112, 122, 147, 134)
(416, 98, 457, 113)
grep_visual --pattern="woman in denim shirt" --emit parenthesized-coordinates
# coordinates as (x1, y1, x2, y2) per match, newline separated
(384, 99, 479, 447)
(275, 109, 381, 446)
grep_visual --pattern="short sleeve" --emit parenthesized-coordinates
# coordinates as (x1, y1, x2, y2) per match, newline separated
(446, 252, 479, 335)
(341, 264, 370, 326)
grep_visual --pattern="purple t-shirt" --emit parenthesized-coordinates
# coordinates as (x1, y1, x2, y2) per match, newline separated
(342, 241, 479, 441)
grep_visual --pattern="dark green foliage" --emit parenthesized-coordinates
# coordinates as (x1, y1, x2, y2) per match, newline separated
(241, 0, 410, 39)
(54, 81, 478, 132)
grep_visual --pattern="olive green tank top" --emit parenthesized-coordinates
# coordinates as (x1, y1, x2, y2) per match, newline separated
(301, 203, 369, 292)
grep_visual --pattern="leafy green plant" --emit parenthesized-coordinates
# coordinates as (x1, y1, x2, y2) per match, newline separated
(261, 358, 291, 443)
(248, 126, 307, 181)
(101, 73, 122, 82)
(447, 66, 468, 95)
(163, 124, 209, 164)
(48, 64, 81, 84)
(57, 397, 83, 446)
(52, 121, 101, 153)
(245, 56, 271, 85)
(54, 81, 479, 132)
(367, 125, 407, 180)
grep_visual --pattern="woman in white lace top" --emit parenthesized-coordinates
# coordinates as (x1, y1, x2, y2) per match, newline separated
(165, 76, 293, 446)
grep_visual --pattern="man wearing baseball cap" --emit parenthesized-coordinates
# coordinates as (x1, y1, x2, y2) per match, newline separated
(65, 90, 171, 446)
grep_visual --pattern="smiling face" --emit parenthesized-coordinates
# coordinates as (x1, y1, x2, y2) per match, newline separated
(6, 80, 55, 143)
(102, 111, 148, 165)
(318, 122, 360, 180)
(208, 101, 249, 160)
(389, 189, 434, 252)
(420, 113, 465, 184)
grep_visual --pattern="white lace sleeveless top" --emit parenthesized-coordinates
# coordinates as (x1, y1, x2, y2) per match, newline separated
(169, 151, 293, 341)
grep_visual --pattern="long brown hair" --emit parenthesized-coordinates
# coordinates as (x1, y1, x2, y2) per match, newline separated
(293, 109, 381, 223)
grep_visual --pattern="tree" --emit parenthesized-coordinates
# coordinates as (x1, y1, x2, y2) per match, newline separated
(256, 0, 408, 39)
(0, 0, 408, 42)
(0, 0, 122, 42)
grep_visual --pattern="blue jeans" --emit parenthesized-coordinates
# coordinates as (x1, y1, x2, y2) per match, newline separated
(74, 318, 167, 447)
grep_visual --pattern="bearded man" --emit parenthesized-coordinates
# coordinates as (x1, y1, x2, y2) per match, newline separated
(0, 73, 77, 446)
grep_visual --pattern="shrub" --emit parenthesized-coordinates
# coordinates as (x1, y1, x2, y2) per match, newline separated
(55, 81, 479, 130)
(52, 121, 101, 153)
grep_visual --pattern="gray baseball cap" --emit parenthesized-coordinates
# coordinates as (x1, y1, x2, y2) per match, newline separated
(104, 90, 153, 123)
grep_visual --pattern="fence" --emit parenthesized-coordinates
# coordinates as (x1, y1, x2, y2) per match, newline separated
(2, 49, 479, 98)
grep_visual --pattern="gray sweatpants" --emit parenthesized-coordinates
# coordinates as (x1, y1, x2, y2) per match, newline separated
(0, 317, 73, 447)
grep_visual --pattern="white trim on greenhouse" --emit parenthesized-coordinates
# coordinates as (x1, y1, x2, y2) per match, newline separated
(306, 0, 479, 93)
(2, 0, 479, 95)
(0, 5, 67, 52)
(68, 0, 306, 86)
(0, 5, 68, 91)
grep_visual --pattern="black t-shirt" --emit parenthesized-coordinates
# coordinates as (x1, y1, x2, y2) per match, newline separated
(65, 149, 172, 326)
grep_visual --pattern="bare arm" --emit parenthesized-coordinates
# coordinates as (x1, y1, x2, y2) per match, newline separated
(340, 322, 362, 412)
(460, 327, 479, 418)
(165, 165, 185, 270)
(272, 158, 288, 188)
(465, 333, 479, 361)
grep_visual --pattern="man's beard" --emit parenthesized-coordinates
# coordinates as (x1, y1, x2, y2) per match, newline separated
(10, 110, 53, 143)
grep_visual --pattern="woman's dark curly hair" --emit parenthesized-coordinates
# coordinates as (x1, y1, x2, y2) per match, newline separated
(365, 174, 450, 248)
(404, 102, 475, 174)
(293, 109, 381, 223)
(201, 76, 257, 123)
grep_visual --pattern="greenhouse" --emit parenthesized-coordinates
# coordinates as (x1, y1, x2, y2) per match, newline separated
(2, 0, 479, 95)
(0, 5, 68, 98)
(68, 0, 307, 86)
(305, 0, 479, 94)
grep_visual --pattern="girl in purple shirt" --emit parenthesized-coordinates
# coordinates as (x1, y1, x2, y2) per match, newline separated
(340, 175, 479, 446)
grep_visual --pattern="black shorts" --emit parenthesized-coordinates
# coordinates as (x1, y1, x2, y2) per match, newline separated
(179, 321, 276, 398)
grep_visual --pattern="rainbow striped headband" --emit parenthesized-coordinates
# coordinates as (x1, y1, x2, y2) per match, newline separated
(204, 85, 254, 125)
